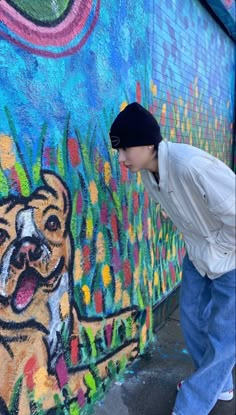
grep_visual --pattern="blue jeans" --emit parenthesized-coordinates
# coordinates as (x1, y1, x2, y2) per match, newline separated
(173, 254, 236, 415)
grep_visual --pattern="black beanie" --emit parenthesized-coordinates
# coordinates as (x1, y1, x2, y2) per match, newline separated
(109, 102, 162, 149)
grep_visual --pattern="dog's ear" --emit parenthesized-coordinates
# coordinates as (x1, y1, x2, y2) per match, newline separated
(41, 171, 70, 215)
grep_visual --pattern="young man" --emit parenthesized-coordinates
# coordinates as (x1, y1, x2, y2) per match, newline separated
(109, 102, 236, 415)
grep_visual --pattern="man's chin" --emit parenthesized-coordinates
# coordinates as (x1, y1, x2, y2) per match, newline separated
(127, 166, 139, 173)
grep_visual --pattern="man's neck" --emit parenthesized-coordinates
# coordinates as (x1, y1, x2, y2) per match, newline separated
(146, 157, 159, 173)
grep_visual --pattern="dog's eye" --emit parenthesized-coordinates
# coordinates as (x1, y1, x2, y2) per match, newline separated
(45, 215, 61, 232)
(0, 229, 9, 245)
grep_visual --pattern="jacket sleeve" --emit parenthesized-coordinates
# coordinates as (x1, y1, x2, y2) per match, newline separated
(196, 161, 236, 251)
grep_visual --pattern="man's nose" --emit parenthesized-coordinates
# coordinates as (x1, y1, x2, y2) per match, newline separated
(118, 149, 126, 163)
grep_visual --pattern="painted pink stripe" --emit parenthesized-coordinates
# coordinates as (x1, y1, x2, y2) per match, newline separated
(0, 0, 100, 58)
(0, 0, 93, 46)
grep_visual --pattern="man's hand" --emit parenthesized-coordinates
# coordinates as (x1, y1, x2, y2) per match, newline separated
(161, 210, 169, 220)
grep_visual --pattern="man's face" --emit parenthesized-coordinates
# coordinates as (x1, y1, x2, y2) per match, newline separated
(117, 145, 154, 172)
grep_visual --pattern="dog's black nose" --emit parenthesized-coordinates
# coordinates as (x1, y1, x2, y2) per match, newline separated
(11, 239, 43, 269)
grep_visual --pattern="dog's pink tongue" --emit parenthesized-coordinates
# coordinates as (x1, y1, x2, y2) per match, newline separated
(14, 274, 37, 310)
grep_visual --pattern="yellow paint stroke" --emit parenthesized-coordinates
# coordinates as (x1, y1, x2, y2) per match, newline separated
(189, 132, 193, 146)
(198, 127, 202, 139)
(143, 268, 147, 286)
(150, 80, 157, 96)
(82, 285, 91, 305)
(184, 104, 188, 117)
(102, 264, 112, 287)
(33, 368, 55, 400)
(187, 119, 191, 132)
(167, 247, 171, 261)
(128, 224, 135, 244)
(176, 111, 180, 128)
(122, 290, 130, 308)
(151, 248, 154, 267)
(162, 279, 166, 293)
(147, 217, 152, 240)
(141, 325, 147, 344)
(120, 101, 128, 111)
(162, 103, 167, 114)
(137, 171, 142, 185)
(154, 271, 159, 286)
(172, 241, 176, 257)
(86, 217, 93, 239)
(89, 181, 98, 205)
(59, 292, 70, 319)
(148, 280, 153, 298)
(137, 223, 143, 241)
(74, 248, 83, 281)
(170, 128, 175, 139)
(104, 161, 111, 185)
(115, 277, 122, 303)
(96, 232, 105, 263)
(0, 134, 16, 170)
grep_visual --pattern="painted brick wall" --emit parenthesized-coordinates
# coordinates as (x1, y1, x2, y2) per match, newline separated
(0, 1, 235, 414)
(152, 0, 235, 166)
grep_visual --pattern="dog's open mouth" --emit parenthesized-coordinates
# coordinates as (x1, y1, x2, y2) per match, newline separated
(12, 258, 65, 313)
(12, 268, 39, 312)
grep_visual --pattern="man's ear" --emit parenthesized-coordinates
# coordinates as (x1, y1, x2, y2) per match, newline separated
(41, 170, 71, 216)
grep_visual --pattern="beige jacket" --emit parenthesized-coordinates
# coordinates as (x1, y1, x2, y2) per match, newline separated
(141, 140, 236, 279)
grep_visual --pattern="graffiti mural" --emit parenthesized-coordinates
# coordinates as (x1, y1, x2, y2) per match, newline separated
(0, 0, 100, 57)
(0, 169, 140, 414)
(0, 125, 183, 413)
(0, 0, 235, 414)
(152, 0, 235, 165)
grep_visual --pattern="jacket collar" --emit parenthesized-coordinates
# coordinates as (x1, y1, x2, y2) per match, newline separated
(144, 140, 169, 191)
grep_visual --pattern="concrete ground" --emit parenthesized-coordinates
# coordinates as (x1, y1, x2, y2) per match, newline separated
(93, 308, 235, 415)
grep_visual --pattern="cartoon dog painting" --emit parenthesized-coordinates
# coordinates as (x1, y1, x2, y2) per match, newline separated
(0, 171, 139, 415)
